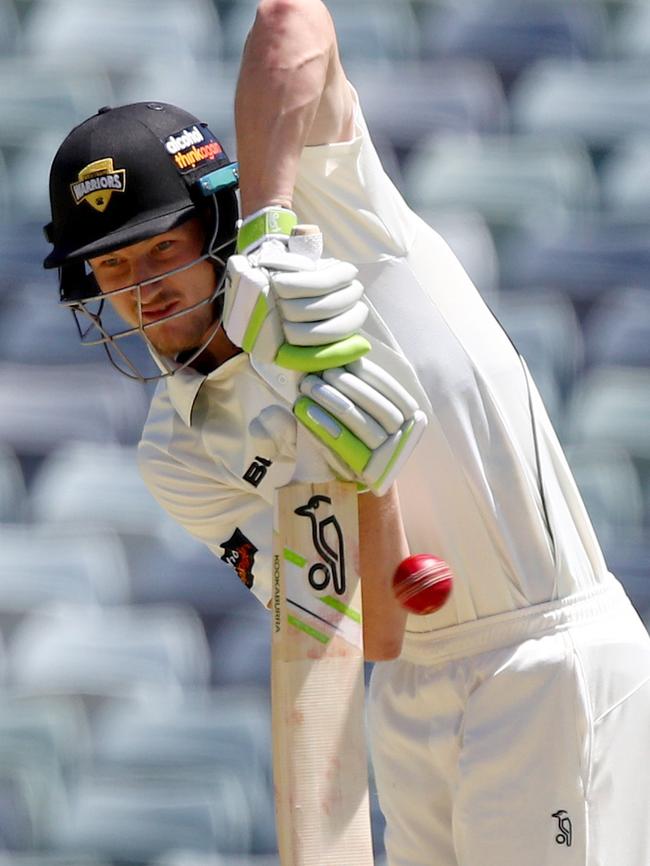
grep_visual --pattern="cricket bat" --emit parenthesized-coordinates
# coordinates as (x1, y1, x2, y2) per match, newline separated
(271, 227, 375, 865)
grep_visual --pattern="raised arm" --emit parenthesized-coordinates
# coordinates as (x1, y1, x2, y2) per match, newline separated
(235, 0, 354, 216)
(234, 0, 410, 660)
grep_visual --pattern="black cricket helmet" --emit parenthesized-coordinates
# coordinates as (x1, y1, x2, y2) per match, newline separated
(43, 101, 239, 380)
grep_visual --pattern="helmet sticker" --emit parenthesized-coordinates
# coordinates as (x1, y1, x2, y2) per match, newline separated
(70, 157, 127, 213)
(163, 124, 225, 174)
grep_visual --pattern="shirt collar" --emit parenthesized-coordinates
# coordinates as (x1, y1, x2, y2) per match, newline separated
(164, 353, 249, 427)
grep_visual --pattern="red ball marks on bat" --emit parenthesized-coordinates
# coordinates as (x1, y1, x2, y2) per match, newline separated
(392, 554, 454, 615)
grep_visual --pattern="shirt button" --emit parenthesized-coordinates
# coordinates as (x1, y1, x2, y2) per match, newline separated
(277, 374, 287, 385)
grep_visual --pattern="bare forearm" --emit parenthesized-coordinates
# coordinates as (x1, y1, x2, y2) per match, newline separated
(359, 484, 409, 661)
(235, 0, 353, 216)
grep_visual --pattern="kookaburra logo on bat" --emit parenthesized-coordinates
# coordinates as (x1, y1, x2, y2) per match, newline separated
(294, 494, 346, 595)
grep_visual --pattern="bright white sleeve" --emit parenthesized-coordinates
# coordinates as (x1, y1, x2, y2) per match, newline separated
(293, 86, 417, 263)
(137, 440, 273, 608)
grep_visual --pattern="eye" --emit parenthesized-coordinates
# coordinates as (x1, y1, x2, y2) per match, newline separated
(101, 256, 124, 269)
(155, 239, 175, 253)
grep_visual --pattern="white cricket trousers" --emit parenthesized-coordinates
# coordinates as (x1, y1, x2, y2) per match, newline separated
(368, 579, 650, 866)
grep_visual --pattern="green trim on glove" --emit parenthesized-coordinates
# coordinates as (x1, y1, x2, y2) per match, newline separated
(372, 416, 417, 492)
(237, 207, 298, 253)
(275, 334, 371, 372)
(294, 396, 371, 474)
(241, 293, 270, 353)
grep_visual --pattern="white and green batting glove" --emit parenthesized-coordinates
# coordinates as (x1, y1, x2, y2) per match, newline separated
(293, 356, 428, 496)
(223, 206, 371, 373)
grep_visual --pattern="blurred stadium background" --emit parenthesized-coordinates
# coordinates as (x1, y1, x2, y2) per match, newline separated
(0, 0, 649, 862)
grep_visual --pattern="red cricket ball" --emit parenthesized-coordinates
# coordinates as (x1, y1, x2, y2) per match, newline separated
(392, 554, 454, 615)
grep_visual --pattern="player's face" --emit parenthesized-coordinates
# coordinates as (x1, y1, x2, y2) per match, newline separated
(89, 217, 218, 358)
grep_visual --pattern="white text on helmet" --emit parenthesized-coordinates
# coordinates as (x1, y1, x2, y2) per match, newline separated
(71, 173, 125, 203)
(164, 125, 205, 155)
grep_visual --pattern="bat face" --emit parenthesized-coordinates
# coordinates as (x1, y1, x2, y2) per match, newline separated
(272, 478, 374, 866)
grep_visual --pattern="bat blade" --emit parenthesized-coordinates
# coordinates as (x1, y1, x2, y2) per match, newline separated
(272, 478, 374, 865)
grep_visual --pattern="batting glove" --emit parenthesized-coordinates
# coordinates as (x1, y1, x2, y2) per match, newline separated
(223, 206, 371, 372)
(294, 356, 428, 496)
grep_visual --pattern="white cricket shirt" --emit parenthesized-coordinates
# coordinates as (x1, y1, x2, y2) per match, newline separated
(138, 92, 611, 632)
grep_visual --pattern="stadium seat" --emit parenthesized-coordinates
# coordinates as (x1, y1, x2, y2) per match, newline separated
(0, 151, 8, 224)
(403, 134, 598, 249)
(0, 855, 111, 866)
(0, 693, 92, 780)
(0, 223, 49, 292)
(23, 0, 222, 70)
(221, 0, 419, 64)
(8, 604, 211, 701)
(0, 524, 130, 637)
(600, 134, 650, 217)
(349, 60, 508, 155)
(29, 441, 248, 616)
(0, 632, 6, 686)
(326, 0, 421, 64)
(583, 287, 650, 368)
(511, 59, 650, 151)
(418, 208, 500, 306)
(499, 216, 650, 313)
(0, 443, 26, 522)
(117, 59, 239, 156)
(55, 773, 252, 861)
(606, 540, 650, 619)
(420, 0, 609, 84)
(93, 687, 275, 853)
(0, 0, 21, 55)
(564, 367, 650, 483)
(612, 1, 650, 59)
(5, 130, 69, 223)
(0, 776, 37, 851)
(565, 442, 645, 547)
(0, 363, 149, 460)
(154, 855, 279, 866)
(0, 735, 68, 850)
(0, 57, 113, 152)
(496, 289, 584, 400)
(0, 280, 106, 367)
(30, 443, 187, 542)
(209, 606, 271, 689)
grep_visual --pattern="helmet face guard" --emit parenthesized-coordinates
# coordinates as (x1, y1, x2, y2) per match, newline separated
(43, 102, 240, 381)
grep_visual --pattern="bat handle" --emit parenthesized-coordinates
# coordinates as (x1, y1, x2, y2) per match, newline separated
(288, 224, 323, 260)
(289, 224, 333, 484)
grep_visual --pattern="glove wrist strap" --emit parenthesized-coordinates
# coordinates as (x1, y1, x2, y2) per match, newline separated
(237, 206, 297, 255)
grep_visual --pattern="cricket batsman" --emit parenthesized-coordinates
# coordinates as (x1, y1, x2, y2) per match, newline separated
(43, 1, 650, 863)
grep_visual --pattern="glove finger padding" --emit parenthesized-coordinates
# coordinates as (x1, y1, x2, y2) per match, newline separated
(300, 374, 388, 449)
(282, 302, 369, 346)
(270, 260, 359, 298)
(278, 280, 365, 323)
(321, 367, 404, 434)
(347, 356, 420, 417)
(293, 357, 428, 496)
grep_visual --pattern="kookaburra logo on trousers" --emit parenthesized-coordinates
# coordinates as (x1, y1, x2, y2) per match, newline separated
(294, 495, 346, 595)
(552, 810, 573, 847)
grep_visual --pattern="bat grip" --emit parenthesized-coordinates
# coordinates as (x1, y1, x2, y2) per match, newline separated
(289, 223, 333, 483)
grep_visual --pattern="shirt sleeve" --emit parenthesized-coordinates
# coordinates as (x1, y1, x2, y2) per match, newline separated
(137, 438, 274, 608)
(293, 86, 418, 263)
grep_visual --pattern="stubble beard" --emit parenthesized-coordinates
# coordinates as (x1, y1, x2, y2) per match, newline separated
(143, 301, 217, 359)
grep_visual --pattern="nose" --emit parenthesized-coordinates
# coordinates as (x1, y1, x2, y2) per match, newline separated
(132, 258, 165, 303)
